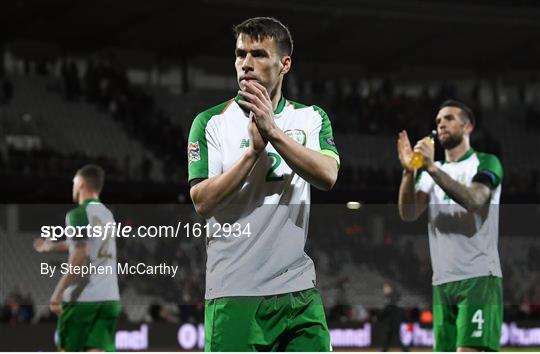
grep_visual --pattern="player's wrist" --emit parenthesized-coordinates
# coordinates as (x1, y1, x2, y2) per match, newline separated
(50, 293, 62, 304)
(402, 169, 415, 177)
(426, 162, 438, 174)
(264, 124, 281, 142)
(44, 240, 54, 251)
(245, 148, 261, 161)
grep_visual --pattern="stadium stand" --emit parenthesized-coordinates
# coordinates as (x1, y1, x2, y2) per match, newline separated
(1, 1, 540, 348)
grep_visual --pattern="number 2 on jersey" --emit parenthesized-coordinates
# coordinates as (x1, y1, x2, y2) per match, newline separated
(266, 152, 284, 182)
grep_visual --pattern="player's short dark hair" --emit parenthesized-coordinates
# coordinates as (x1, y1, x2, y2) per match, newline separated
(76, 164, 105, 194)
(233, 17, 293, 56)
(439, 99, 476, 126)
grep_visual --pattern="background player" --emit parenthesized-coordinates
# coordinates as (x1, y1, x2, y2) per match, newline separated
(188, 17, 339, 351)
(34, 164, 120, 352)
(397, 100, 504, 351)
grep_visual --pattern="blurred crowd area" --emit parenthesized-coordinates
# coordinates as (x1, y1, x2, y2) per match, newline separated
(1, 53, 540, 325)
(2, 222, 539, 326)
(0, 55, 186, 185)
(2, 247, 539, 327)
(286, 75, 540, 137)
(1, 54, 539, 202)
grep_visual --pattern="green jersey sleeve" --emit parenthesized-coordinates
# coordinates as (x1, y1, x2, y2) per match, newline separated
(65, 206, 89, 240)
(475, 152, 503, 189)
(188, 112, 211, 182)
(312, 105, 340, 165)
(187, 101, 229, 183)
(66, 206, 89, 227)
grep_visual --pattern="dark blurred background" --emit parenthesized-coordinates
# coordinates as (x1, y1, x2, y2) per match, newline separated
(1, 0, 539, 203)
(1, 0, 540, 350)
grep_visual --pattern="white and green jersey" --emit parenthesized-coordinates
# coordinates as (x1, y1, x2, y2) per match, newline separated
(188, 96, 339, 299)
(416, 149, 504, 285)
(63, 198, 120, 302)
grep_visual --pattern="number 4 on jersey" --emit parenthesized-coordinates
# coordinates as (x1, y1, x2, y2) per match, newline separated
(470, 309, 485, 338)
(472, 309, 484, 330)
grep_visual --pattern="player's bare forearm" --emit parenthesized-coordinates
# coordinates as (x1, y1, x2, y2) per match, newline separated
(50, 242, 88, 303)
(266, 128, 338, 191)
(190, 151, 260, 218)
(427, 164, 490, 212)
(34, 239, 68, 253)
(397, 131, 427, 221)
(50, 241, 69, 252)
(398, 170, 417, 221)
(398, 170, 427, 221)
(44, 240, 68, 253)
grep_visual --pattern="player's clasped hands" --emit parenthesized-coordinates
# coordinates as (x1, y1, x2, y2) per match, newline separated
(248, 112, 268, 155)
(238, 81, 278, 139)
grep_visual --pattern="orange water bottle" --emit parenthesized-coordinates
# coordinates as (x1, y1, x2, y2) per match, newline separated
(410, 130, 437, 169)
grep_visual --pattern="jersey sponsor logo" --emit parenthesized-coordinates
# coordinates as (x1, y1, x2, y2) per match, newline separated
(471, 330, 483, 338)
(188, 141, 200, 164)
(284, 129, 306, 146)
(239, 138, 250, 148)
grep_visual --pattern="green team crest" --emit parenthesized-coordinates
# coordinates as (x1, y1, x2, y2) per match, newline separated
(239, 138, 250, 148)
(284, 129, 307, 146)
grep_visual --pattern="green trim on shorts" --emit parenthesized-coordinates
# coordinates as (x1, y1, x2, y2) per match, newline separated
(433, 276, 503, 352)
(58, 301, 121, 352)
(204, 288, 331, 352)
